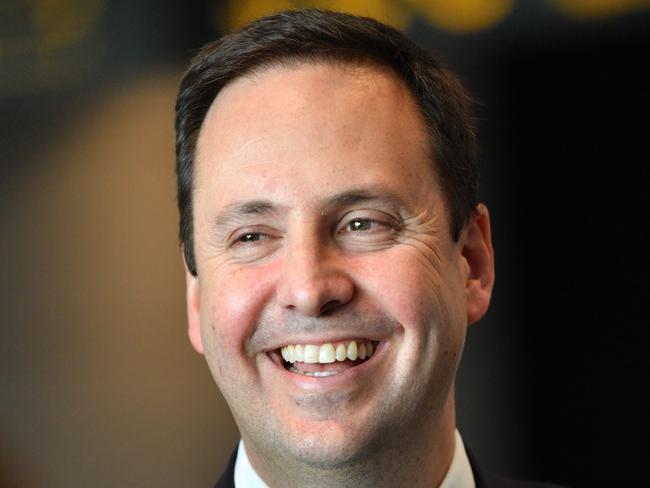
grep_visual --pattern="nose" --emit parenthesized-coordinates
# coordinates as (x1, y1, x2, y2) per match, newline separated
(276, 227, 354, 317)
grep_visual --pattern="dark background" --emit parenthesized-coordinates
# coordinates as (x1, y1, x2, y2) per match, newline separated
(2, 1, 648, 486)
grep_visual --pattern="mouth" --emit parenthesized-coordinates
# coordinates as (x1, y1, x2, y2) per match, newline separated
(271, 339, 380, 378)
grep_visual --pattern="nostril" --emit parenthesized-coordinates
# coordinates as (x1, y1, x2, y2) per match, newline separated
(318, 299, 344, 316)
(277, 264, 355, 317)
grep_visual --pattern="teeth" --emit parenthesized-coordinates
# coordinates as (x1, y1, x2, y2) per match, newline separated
(347, 341, 358, 361)
(336, 343, 347, 361)
(281, 340, 375, 364)
(303, 344, 319, 363)
(294, 344, 304, 362)
(319, 343, 336, 363)
(289, 367, 339, 377)
(358, 342, 367, 360)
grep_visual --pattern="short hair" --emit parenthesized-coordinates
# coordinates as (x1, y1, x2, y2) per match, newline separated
(176, 9, 478, 276)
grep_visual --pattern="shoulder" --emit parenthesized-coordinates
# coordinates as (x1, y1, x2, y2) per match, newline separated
(483, 472, 570, 488)
(467, 447, 570, 488)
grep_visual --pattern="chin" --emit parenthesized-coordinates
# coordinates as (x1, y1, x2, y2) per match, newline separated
(284, 432, 373, 469)
(276, 410, 390, 469)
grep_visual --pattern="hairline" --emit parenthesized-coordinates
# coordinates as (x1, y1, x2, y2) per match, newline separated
(195, 55, 444, 215)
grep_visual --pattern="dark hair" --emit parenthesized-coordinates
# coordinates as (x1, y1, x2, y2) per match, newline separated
(176, 9, 478, 276)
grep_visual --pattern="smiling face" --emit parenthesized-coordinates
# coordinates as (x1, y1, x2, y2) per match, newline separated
(186, 62, 494, 480)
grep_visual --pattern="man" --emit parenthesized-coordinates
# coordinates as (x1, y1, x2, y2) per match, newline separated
(175, 9, 563, 488)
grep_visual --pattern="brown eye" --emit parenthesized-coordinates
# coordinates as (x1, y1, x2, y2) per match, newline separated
(227, 226, 281, 262)
(238, 232, 264, 242)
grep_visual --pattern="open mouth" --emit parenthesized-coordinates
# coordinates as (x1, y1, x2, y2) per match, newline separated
(276, 340, 379, 377)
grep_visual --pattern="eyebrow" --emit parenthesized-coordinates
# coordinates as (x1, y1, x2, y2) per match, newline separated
(210, 185, 407, 235)
(322, 186, 405, 210)
(211, 199, 281, 236)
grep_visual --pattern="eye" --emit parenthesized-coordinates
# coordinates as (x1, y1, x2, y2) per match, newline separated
(336, 213, 398, 249)
(227, 227, 281, 262)
(338, 212, 399, 238)
(227, 226, 276, 248)
(346, 218, 380, 232)
(236, 232, 267, 243)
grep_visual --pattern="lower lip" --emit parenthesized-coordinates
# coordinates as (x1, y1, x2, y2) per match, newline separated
(268, 342, 386, 391)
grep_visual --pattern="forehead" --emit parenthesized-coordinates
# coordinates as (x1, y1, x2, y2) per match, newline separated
(194, 61, 440, 211)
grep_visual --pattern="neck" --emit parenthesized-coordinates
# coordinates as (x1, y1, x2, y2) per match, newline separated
(244, 395, 457, 488)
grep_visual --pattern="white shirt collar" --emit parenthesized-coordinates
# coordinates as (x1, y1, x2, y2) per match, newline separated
(233, 438, 268, 488)
(234, 429, 476, 487)
(440, 430, 476, 488)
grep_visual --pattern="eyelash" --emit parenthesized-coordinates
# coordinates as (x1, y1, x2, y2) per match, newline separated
(229, 215, 397, 248)
(341, 217, 390, 233)
(233, 231, 270, 244)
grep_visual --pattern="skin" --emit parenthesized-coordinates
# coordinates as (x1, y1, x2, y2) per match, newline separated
(185, 61, 495, 487)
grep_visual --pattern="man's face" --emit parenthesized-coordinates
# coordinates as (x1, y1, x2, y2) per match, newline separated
(186, 62, 493, 468)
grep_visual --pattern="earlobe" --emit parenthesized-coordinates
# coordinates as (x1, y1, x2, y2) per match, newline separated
(461, 203, 495, 325)
(183, 252, 204, 354)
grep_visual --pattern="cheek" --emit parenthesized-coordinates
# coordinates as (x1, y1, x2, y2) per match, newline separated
(353, 248, 468, 364)
(201, 262, 279, 356)
(356, 250, 446, 329)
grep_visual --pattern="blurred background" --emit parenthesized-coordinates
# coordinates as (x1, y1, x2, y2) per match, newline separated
(1, 0, 648, 486)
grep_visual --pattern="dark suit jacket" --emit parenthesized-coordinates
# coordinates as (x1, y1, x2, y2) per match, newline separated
(214, 446, 568, 488)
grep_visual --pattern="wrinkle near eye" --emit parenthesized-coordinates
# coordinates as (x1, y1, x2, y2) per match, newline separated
(395, 210, 448, 272)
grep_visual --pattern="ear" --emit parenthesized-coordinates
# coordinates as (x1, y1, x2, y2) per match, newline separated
(182, 248, 204, 354)
(461, 203, 495, 325)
